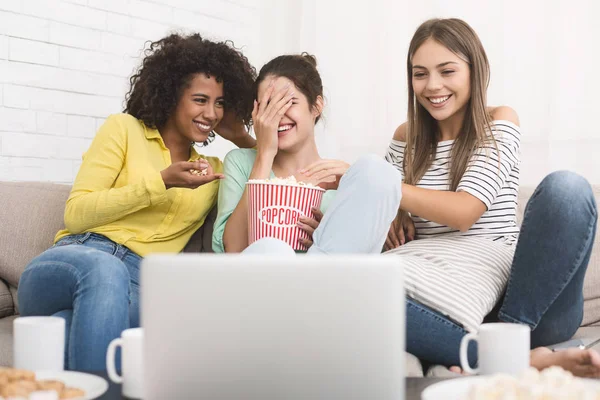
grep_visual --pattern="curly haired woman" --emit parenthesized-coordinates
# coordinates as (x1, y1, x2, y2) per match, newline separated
(17, 33, 257, 371)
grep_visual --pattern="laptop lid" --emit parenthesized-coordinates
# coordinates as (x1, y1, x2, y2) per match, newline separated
(141, 254, 405, 400)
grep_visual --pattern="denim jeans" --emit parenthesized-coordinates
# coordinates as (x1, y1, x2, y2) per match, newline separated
(405, 171, 598, 366)
(18, 232, 141, 371)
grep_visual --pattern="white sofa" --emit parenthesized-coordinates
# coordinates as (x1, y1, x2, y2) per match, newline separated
(0, 181, 598, 376)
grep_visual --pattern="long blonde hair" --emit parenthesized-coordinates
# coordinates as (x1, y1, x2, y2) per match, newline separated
(404, 18, 495, 191)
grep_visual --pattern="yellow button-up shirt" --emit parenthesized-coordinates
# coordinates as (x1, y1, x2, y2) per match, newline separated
(55, 113, 222, 256)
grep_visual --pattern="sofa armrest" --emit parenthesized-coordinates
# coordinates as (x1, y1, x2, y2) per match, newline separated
(0, 280, 15, 318)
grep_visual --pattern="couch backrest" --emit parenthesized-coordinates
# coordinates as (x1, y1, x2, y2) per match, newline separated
(0, 182, 71, 288)
(0, 182, 209, 290)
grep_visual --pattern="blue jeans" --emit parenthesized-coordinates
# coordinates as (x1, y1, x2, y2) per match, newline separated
(18, 232, 141, 371)
(406, 171, 598, 366)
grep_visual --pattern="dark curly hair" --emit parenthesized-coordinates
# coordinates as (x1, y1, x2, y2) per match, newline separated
(124, 33, 256, 146)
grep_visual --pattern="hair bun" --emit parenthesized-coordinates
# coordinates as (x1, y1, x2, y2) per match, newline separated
(300, 52, 318, 68)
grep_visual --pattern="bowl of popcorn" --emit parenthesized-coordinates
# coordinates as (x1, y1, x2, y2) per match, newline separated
(422, 366, 600, 400)
(0, 367, 90, 400)
(246, 176, 325, 251)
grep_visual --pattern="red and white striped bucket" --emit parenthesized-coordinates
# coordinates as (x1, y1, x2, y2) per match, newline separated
(247, 182, 326, 251)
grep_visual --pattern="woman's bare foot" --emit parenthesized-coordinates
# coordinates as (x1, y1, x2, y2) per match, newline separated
(449, 366, 468, 375)
(530, 347, 600, 378)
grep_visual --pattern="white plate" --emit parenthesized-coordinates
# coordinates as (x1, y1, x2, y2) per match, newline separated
(421, 376, 600, 400)
(34, 371, 109, 400)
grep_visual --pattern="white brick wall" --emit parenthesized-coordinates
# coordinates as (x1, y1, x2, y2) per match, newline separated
(8, 38, 60, 66)
(0, 0, 261, 183)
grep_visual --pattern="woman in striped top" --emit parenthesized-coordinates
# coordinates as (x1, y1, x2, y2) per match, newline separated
(384, 18, 598, 372)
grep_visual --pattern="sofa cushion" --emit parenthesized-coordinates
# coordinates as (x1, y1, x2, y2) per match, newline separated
(572, 326, 600, 350)
(583, 235, 600, 327)
(9, 286, 18, 316)
(182, 224, 204, 253)
(517, 186, 600, 327)
(0, 315, 17, 367)
(0, 182, 71, 287)
(183, 207, 216, 253)
(0, 281, 13, 319)
(201, 207, 216, 253)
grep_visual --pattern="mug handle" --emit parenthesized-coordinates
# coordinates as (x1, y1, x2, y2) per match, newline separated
(106, 338, 123, 384)
(459, 333, 479, 374)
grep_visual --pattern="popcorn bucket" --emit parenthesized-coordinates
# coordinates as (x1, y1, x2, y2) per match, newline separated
(246, 182, 326, 251)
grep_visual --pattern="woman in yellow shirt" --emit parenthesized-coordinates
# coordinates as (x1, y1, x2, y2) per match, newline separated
(17, 33, 257, 371)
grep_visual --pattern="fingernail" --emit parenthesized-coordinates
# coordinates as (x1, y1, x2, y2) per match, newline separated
(311, 207, 318, 211)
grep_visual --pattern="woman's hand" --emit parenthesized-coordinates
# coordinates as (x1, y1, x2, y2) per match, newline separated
(384, 211, 415, 251)
(160, 160, 224, 189)
(214, 110, 256, 148)
(297, 207, 324, 249)
(300, 159, 350, 190)
(251, 81, 295, 159)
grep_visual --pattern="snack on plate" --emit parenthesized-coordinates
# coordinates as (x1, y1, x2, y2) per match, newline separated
(0, 368, 85, 400)
(468, 366, 600, 400)
(2, 380, 38, 398)
(1, 369, 35, 383)
(248, 175, 318, 188)
(58, 387, 85, 399)
(36, 381, 64, 393)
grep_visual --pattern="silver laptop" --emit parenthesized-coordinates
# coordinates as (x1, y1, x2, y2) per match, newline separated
(141, 254, 405, 400)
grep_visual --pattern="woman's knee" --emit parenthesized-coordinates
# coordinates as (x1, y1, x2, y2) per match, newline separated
(346, 154, 403, 197)
(537, 171, 596, 214)
(20, 246, 82, 295)
(22, 245, 130, 291)
(352, 154, 401, 180)
(79, 252, 131, 292)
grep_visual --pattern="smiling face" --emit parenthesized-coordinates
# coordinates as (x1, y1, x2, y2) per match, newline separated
(169, 73, 225, 144)
(257, 75, 322, 152)
(411, 38, 471, 124)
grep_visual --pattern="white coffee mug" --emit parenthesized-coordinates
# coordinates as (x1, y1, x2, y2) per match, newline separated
(460, 323, 530, 375)
(107, 328, 144, 399)
(13, 316, 65, 371)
